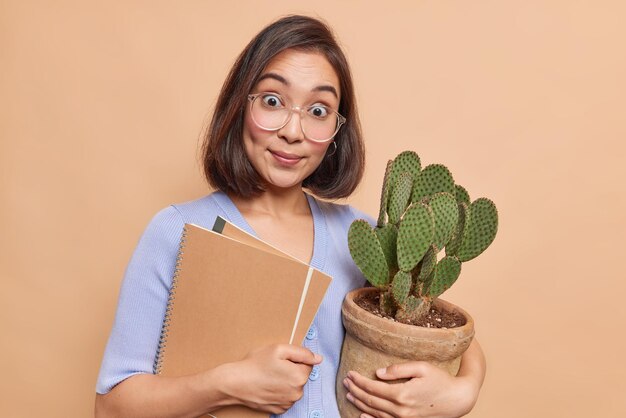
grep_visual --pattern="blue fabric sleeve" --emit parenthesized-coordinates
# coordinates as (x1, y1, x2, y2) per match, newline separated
(96, 206, 185, 394)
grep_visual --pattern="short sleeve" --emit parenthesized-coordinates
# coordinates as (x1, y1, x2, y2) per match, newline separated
(96, 206, 185, 394)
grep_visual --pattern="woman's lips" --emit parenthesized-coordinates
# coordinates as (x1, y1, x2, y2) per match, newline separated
(270, 150, 303, 166)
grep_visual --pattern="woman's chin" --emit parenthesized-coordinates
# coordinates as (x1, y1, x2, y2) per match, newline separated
(263, 174, 305, 191)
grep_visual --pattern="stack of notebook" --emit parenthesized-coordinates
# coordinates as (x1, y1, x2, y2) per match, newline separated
(153, 217, 332, 418)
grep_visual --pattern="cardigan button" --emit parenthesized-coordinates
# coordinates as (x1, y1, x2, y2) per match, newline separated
(306, 325, 317, 340)
(309, 409, 323, 418)
(309, 364, 320, 381)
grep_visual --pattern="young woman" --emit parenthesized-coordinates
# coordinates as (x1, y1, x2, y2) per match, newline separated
(95, 15, 486, 418)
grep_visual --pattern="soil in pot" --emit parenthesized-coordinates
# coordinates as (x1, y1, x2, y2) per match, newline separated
(354, 291, 467, 328)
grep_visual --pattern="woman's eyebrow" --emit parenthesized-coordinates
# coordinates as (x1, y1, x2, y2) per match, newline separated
(256, 72, 339, 99)
(313, 84, 339, 98)
(256, 72, 289, 87)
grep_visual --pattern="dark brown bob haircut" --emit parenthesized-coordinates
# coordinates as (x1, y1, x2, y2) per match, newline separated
(201, 14, 365, 199)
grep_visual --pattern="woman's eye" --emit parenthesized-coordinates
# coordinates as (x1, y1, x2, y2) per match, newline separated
(261, 94, 283, 108)
(308, 105, 329, 119)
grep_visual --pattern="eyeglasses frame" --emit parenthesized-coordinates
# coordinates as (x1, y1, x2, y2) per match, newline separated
(247, 92, 347, 143)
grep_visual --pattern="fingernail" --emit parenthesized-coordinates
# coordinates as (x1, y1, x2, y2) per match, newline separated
(346, 392, 354, 402)
(343, 378, 349, 388)
(377, 367, 386, 375)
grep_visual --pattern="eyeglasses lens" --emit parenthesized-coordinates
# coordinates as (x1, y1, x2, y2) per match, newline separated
(250, 95, 340, 142)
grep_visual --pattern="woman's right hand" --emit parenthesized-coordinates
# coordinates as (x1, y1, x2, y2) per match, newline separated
(220, 343, 323, 415)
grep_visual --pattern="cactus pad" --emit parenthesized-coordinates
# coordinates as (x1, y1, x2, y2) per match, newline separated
(378, 160, 394, 227)
(395, 295, 429, 323)
(427, 256, 462, 298)
(457, 198, 498, 262)
(445, 202, 467, 257)
(388, 172, 413, 224)
(348, 220, 389, 288)
(455, 184, 470, 205)
(375, 224, 398, 272)
(388, 151, 421, 197)
(417, 245, 437, 282)
(412, 164, 455, 202)
(429, 192, 460, 250)
(397, 203, 434, 272)
(419, 268, 435, 296)
(379, 289, 397, 316)
(391, 270, 412, 305)
(405, 295, 423, 311)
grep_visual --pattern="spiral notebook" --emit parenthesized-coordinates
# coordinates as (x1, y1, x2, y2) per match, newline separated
(153, 218, 332, 418)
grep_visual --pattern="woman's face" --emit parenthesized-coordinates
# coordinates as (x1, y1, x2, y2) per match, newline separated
(242, 48, 340, 192)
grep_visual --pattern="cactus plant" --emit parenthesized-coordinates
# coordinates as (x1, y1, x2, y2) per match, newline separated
(348, 151, 498, 323)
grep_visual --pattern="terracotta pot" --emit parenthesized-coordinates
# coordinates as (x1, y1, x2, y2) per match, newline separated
(336, 287, 475, 417)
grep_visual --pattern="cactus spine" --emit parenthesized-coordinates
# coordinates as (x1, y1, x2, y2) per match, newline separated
(348, 151, 498, 323)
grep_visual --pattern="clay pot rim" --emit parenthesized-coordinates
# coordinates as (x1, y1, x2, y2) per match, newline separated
(343, 287, 475, 339)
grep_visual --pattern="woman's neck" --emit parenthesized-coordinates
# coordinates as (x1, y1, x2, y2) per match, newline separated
(228, 184, 311, 220)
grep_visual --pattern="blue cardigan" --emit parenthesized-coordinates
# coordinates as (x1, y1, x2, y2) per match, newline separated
(96, 191, 371, 418)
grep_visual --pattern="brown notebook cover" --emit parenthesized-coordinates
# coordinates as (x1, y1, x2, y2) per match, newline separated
(154, 222, 332, 418)
(212, 217, 332, 346)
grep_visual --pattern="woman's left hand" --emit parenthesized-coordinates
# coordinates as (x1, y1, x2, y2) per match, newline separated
(342, 361, 479, 418)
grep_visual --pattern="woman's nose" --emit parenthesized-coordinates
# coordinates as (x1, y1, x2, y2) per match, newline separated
(277, 109, 305, 143)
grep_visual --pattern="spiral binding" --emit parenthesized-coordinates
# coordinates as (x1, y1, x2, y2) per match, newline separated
(153, 224, 188, 375)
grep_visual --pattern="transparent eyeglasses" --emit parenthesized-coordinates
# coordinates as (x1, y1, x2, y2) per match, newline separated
(247, 92, 346, 143)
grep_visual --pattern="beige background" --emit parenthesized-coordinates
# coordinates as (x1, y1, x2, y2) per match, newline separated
(1, 1, 625, 416)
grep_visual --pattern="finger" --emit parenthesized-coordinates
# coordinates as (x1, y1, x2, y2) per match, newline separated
(345, 388, 395, 418)
(281, 345, 323, 365)
(346, 371, 398, 402)
(376, 361, 434, 381)
(292, 362, 315, 383)
(343, 376, 397, 416)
